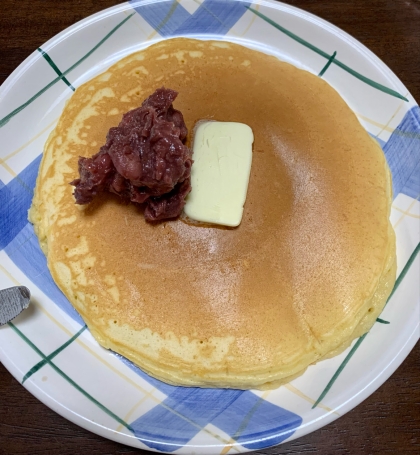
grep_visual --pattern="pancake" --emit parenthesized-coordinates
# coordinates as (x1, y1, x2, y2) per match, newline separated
(29, 38, 396, 389)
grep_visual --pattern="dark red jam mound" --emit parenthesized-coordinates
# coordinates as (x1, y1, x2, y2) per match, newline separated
(71, 87, 192, 221)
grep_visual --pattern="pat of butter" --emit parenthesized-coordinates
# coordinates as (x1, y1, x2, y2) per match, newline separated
(184, 121, 254, 227)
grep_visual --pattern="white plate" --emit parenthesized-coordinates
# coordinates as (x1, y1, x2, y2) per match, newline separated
(0, 1, 419, 452)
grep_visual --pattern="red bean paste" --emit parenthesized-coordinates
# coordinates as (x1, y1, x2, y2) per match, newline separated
(71, 88, 192, 221)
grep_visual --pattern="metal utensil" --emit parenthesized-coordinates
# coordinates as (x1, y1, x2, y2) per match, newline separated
(0, 286, 31, 326)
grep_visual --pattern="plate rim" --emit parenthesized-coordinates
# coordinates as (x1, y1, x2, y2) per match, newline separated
(0, 0, 419, 452)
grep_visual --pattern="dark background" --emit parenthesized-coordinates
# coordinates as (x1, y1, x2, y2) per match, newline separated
(0, 1, 419, 454)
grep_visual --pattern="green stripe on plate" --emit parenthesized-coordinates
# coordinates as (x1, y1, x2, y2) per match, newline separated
(318, 51, 337, 77)
(312, 242, 420, 409)
(0, 12, 135, 129)
(37, 48, 75, 91)
(246, 7, 408, 102)
(22, 325, 87, 384)
(8, 321, 135, 433)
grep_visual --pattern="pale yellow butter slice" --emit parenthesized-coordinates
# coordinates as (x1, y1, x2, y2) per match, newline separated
(184, 121, 254, 227)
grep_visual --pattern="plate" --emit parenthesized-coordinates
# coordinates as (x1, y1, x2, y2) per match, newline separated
(0, 0, 419, 452)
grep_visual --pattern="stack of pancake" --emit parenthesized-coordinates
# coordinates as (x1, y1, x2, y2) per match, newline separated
(30, 38, 396, 389)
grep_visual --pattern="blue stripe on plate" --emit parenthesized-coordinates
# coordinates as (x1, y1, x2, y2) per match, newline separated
(129, 386, 301, 451)
(383, 106, 420, 198)
(0, 155, 41, 250)
(4, 223, 84, 325)
(117, 355, 301, 450)
(173, 0, 252, 36)
(212, 391, 302, 449)
(0, 156, 83, 323)
(130, 0, 251, 37)
(129, 0, 191, 37)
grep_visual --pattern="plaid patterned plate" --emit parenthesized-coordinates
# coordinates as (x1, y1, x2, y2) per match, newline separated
(0, 1, 418, 452)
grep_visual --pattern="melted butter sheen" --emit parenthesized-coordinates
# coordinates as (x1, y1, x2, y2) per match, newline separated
(30, 38, 396, 389)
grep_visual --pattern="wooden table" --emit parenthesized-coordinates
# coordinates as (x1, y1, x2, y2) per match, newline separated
(0, 1, 419, 453)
